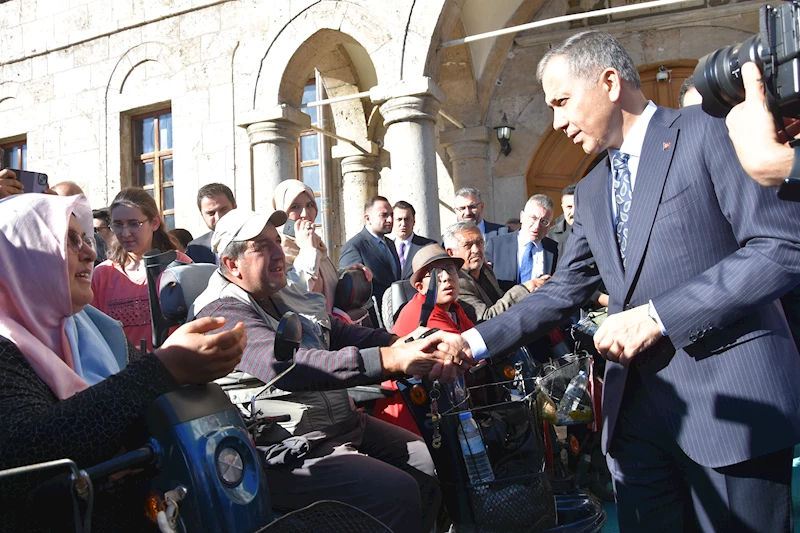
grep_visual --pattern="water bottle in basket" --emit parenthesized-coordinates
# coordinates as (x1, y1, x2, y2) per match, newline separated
(457, 412, 495, 485)
(556, 370, 588, 424)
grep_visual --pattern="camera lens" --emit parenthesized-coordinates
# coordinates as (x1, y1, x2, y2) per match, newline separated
(694, 35, 763, 117)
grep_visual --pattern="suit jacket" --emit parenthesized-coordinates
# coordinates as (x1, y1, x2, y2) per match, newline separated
(474, 105, 800, 468)
(339, 227, 401, 306)
(547, 216, 570, 260)
(485, 232, 558, 292)
(456, 265, 530, 324)
(397, 233, 436, 280)
(483, 220, 509, 240)
(186, 231, 216, 264)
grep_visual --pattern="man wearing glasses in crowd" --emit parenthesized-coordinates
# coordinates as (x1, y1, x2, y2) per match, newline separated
(452, 187, 508, 240)
(485, 194, 558, 293)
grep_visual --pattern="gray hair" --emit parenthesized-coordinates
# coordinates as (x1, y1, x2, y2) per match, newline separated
(536, 31, 641, 90)
(454, 187, 483, 202)
(524, 194, 554, 213)
(219, 240, 248, 276)
(443, 221, 482, 251)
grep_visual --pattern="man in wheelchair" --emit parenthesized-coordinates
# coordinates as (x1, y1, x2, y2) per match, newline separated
(190, 207, 471, 533)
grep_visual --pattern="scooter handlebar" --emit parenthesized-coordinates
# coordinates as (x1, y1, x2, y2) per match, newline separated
(83, 445, 155, 481)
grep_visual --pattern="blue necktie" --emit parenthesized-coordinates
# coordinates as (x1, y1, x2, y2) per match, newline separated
(518, 241, 535, 283)
(612, 152, 632, 267)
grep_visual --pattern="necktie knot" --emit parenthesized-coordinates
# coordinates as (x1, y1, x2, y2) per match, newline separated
(613, 152, 630, 172)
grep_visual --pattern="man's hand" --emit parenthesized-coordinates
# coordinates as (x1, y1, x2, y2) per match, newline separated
(155, 317, 247, 385)
(726, 62, 795, 187)
(593, 304, 662, 366)
(0, 169, 22, 198)
(523, 274, 551, 292)
(344, 262, 373, 282)
(380, 330, 473, 383)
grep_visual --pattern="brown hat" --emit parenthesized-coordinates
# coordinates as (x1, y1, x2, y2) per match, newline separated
(410, 244, 464, 285)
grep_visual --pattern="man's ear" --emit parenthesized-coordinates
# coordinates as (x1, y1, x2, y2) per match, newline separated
(446, 247, 456, 257)
(414, 280, 425, 293)
(601, 68, 622, 102)
(220, 255, 240, 278)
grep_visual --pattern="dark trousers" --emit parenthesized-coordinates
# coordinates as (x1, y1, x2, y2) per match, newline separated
(266, 411, 440, 533)
(607, 368, 793, 533)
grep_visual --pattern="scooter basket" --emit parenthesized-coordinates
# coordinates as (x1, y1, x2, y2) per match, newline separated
(436, 380, 557, 532)
(537, 353, 594, 425)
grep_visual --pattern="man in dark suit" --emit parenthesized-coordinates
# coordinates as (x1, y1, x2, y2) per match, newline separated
(453, 187, 508, 240)
(546, 184, 575, 259)
(339, 196, 402, 325)
(456, 31, 800, 532)
(186, 183, 237, 264)
(443, 221, 534, 324)
(485, 194, 558, 293)
(392, 200, 435, 280)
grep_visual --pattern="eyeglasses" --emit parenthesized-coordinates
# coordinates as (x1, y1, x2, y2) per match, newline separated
(110, 220, 150, 233)
(423, 264, 459, 280)
(67, 229, 96, 254)
(454, 203, 481, 212)
(524, 214, 552, 227)
(94, 226, 109, 233)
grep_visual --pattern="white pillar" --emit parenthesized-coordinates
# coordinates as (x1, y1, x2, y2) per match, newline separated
(441, 126, 492, 217)
(237, 105, 311, 212)
(371, 78, 444, 240)
(332, 141, 380, 240)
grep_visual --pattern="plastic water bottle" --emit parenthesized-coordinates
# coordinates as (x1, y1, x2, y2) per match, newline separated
(557, 370, 588, 424)
(457, 412, 495, 485)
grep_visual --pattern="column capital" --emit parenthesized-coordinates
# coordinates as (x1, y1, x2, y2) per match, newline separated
(331, 140, 380, 160)
(237, 104, 311, 146)
(372, 77, 444, 127)
(441, 126, 491, 162)
(339, 153, 381, 176)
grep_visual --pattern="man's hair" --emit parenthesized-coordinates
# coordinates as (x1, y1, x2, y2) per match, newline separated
(525, 194, 555, 213)
(197, 183, 236, 210)
(678, 75, 696, 109)
(537, 31, 641, 90)
(505, 217, 520, 226)
(443, 220, 481, 251)
(393, 200, 416, 216)
(219, 240, 249, 276)
(562, 184, 576, 197)
(364, 195, 390, 212)
(454, 187, 483, 202)
(92, 208, 110, 225)
(169, 228, 194, 248)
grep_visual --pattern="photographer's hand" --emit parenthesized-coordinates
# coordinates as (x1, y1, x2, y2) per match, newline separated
(0, 169, 23, 198)
(726, 62, 795, 187)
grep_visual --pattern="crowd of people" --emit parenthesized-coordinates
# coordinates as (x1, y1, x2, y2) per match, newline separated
(2, 26, 800, 533)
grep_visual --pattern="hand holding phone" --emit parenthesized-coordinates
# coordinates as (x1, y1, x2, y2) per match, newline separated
(10, 169, 49, 195)
(0, 168, 23, 199)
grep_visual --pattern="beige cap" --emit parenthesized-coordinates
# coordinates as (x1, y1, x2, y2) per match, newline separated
(410, 244, 464, 285)
(212, 208, 288, 255)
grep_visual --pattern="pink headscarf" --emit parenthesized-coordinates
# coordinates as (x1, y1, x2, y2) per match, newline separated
(0, 194, 93, 399)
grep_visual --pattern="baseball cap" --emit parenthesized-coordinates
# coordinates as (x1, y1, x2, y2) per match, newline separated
(211, 208, 288, 255)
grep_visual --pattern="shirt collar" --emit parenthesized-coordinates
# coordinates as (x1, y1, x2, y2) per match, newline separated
(608, 101, 657, 161)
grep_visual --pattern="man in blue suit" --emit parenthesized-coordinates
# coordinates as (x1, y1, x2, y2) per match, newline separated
(485, 194, 558, 293)
(452, 187, 508, 240)
(458, 31, 800, 532)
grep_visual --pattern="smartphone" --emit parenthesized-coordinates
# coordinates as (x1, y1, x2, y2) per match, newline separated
(10, 169, 49, 194)
(778, 178, 800, 202)
(283, 218, 296, 238)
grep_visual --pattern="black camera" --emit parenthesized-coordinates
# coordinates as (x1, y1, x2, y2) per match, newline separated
(694, 1, 800, 119)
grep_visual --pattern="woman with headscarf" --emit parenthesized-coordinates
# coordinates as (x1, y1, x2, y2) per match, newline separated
(271, 180, 372, 314)
(0, 193, 245, 531)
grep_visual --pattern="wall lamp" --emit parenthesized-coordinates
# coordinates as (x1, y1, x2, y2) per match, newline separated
(494, 113, 515, 156)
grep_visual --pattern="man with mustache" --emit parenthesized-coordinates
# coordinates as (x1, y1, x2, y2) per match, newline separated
(443, 221, 537, 324)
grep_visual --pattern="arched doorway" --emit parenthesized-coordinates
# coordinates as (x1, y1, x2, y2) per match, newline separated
(525, 61, 697, 219)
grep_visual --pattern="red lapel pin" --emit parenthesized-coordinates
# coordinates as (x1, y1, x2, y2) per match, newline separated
(663, 142, 671, 150)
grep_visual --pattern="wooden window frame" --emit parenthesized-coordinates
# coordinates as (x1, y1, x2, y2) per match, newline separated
(1, 138, 27, 170)
(298, 79, 322, 226)
(131, 108, 173, 224)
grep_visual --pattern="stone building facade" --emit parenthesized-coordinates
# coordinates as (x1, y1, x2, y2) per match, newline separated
(0, 0, 759, 261)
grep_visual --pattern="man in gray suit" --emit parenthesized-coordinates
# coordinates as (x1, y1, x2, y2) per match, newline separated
(186, 183, 237, 264)
(485, 194, 558, 293)
(456, 31, 800, 532)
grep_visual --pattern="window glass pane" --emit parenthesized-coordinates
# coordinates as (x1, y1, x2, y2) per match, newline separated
(159, 113, 172, 150)
(6, 146, 18, 169)
(20, 143, 26, 170)
(315, 197, 322, 224)
(164, 214, 175, 231)
(138, 161, 154, 186)
(300, 134, 319, 162)
(146, 188, 155, 198)
(136, 117, 154, 155)
(163, 184, 174, 211)
(162, 158, 173, 184)
(301, 84, 318, 124)
(301, 164, 320, 192)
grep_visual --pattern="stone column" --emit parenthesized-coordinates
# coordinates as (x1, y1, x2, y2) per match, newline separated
(332, 141, 380, 240)
(237, 105, 311, 211)
(440, 126, 491, 201)
(371, 78, 444, 240)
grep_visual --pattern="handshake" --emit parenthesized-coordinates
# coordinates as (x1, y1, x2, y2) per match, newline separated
(379, 327, 474, 383)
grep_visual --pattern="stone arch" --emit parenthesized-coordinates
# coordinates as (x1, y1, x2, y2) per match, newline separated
(106, 42, 182, 96)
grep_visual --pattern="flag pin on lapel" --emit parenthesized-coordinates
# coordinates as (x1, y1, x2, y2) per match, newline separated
(663, 141, 671, 150)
